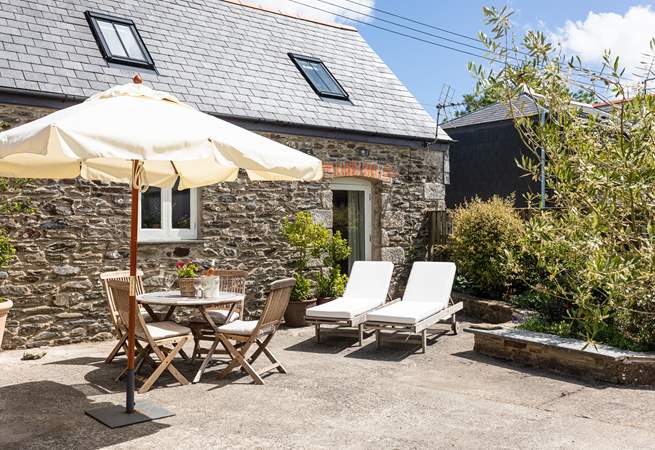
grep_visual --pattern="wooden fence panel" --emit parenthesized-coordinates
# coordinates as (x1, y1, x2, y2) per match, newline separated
(429, 210, 452, 246)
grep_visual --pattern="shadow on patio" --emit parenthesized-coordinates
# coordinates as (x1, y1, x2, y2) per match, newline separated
(283, 328, 452, 362)
(345, 330, 451, 362)
(0, 380, 168, 449)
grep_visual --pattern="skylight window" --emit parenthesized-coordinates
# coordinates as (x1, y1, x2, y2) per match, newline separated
(289, 54, 348, 100)
(85, 11, 155, 70)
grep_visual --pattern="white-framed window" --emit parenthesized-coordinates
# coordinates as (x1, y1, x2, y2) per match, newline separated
(138, 180, 198, 242)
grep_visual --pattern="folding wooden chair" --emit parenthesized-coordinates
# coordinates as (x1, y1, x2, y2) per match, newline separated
(100, 270, 146, 364)
(214, 278, 294, 385)
(108, 280, 192, 393)
(187, 269, 247, 362)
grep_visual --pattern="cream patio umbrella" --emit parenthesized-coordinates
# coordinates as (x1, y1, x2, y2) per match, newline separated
(0, 75, 322, 427)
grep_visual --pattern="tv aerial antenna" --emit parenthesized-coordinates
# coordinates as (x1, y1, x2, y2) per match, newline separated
(432, 84, 465, 143)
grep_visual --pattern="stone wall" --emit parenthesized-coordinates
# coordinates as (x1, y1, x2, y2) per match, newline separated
(0, 103, 448, 349)
(470, 328, 655, 386)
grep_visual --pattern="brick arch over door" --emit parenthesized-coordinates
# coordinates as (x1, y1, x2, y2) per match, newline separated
(323, 161, 395, 183)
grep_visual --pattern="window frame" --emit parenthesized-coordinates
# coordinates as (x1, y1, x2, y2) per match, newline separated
(288, 53, 349, 100)
(85, 11, 155, 70)
(138, 187, 198, 242)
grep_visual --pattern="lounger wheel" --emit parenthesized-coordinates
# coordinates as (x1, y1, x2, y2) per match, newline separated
(451, 321, 459, 335)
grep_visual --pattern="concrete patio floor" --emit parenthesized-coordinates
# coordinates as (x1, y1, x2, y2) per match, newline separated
(1, 323, 654, 450)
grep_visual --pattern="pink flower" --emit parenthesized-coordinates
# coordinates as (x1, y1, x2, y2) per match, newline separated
(175, 261, 184, 269)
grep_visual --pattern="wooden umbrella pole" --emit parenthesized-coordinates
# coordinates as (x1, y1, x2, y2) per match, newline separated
(126, 159, 140, 413)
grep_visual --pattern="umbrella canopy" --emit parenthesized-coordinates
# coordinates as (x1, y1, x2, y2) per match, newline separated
(0, 76, 322, 425)
(0, 81, 322, 187)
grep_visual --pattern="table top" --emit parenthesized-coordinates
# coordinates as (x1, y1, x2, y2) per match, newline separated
(137, 290, 243, 306)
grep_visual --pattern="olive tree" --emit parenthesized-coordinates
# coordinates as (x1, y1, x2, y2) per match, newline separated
(471, 7, 655, 347)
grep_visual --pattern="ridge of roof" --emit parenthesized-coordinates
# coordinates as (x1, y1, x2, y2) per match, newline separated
(222, 0, 357, 32)
(442, 92, 605, 130)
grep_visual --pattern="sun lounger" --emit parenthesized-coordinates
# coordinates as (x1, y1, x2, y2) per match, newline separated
(305, 261, 394, 346)
(365, 262, 462, 353)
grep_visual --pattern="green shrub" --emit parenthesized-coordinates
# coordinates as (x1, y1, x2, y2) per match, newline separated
(315, 230, 350, 298)
(447, 196, 525, 299)
(510, 289, 570, 323)
(281, 211, 329, 302)
(291, 274, 312, 302)
(472, 4, 655, 350)
(0, 233, 15, 268)
(519, 312, 652, 352)
(316, 267, 348, 298)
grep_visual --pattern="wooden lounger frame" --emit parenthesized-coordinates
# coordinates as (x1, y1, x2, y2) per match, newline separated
(305, 297, 397, 346)
(366, 298, 463, 353)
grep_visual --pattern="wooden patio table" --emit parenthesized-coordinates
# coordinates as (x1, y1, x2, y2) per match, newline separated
(137, 290, 244, 383)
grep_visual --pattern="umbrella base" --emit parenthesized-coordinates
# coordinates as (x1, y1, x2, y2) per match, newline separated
(85, 400, 174, 428)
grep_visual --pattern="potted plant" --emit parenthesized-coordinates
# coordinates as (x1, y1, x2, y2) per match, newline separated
(281, 211, 328, 327)
(316, 230, 350, 305)
(176, 258, 200, 297)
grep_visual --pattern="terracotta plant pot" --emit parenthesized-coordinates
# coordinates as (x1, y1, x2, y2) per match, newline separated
(316, 296, 335, 305)
(0, 299, 13, 350)
(178, 277, 198, 297)
(284, 299, 317, 327)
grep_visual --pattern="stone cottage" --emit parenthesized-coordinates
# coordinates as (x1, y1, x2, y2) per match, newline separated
(0, 0, 451, 348)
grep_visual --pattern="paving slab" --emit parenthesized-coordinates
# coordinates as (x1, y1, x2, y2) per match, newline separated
(0, 323, 654, 449)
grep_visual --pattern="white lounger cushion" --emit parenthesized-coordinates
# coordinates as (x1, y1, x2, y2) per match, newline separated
(366, 262, 457, 325)
(306, 261, 394, 320)
(306, 296, 384, 319)
(366, 301, 443, 325)
(341, 261, 394, 303)
(402, 262, 456, 310)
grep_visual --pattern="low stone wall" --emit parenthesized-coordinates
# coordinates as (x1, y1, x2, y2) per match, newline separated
(468, 328, 655, 386)
(453, 291, 515, 324)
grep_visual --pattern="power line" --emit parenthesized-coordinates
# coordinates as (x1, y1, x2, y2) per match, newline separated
(287, 0, 604, 91)
(287, 0, 496, 61)
(341, 0, 482, 44)
(314, 0, 520, 62)
(311, 0, 636, 86)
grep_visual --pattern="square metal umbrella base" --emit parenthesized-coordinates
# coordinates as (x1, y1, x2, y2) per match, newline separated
(85, 400, 174, 428)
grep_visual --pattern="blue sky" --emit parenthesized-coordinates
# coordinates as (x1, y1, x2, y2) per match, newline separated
(261, 1, 655, 117)
(357, 1, 653, 116)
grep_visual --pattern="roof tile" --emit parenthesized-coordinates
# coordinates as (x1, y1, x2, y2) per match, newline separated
(0, 0, 443, 140)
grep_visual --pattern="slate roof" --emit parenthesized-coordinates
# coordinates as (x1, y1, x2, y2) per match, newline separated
(0, 0, 447, 141)
(442, 93, 603, 130)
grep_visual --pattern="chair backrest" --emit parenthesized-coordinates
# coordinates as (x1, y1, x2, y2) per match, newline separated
(402, 262, 456, 310)
(213, 269, 247, 295)
(342, 261, 394, 303)
(107, 279, 149, 341)
(100, 270, 144, 329)
(257, 278, 295, 333)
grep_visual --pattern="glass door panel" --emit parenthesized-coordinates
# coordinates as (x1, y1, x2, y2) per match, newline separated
(332, 180, 371, 273)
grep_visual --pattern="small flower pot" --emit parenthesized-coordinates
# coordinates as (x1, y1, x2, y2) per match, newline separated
(284, 299, 317, 327)
(178, 277, 199, 297)
(316, 296, 335, 305)
(0, 300, 13, 350)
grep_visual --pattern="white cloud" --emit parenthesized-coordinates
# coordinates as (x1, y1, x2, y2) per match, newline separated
(552, 5, 655, 76)
(250, 0, 375, 24)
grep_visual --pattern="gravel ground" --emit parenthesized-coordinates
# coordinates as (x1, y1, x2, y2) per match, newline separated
(1, 323, 654, 450)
